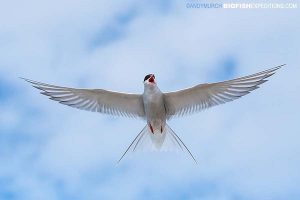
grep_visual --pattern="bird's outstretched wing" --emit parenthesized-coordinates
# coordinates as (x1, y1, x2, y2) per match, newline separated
(164, 65, 284, 118)
(22, 78, 145, 118)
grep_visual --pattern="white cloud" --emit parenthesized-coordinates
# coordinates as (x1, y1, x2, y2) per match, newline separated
(0, 0, 299, 199)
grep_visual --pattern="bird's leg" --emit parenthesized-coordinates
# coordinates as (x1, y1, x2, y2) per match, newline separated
(149, 124, 154, 134)
(160, 126, 163, 134)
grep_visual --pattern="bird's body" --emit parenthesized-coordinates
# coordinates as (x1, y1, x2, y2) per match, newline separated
(23, 65, 284, 163)
(143, 81, 168, 149)
(143, 82, 166, 134)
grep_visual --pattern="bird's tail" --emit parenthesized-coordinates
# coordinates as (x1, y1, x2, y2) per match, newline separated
(117, 124, 197, 163)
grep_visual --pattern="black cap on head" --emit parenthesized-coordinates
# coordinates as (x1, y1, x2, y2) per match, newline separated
(144, 74, 155, 81)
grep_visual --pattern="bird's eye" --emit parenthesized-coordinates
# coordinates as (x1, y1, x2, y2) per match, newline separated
(144, 74, 151, 81)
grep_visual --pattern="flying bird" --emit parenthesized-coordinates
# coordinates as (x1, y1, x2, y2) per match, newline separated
(22, 65, 284, 163)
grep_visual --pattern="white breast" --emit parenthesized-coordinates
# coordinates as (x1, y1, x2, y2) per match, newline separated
(143, 84, 166, 132)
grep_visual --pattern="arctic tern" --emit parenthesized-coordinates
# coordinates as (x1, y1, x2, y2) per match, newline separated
(23, 64, 283, 163)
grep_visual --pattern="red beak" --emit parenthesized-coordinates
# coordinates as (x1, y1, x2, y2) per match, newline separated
(149, 75, 155, 83)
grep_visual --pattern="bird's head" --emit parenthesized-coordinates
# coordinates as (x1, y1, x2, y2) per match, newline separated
(143, 74, 156, 85)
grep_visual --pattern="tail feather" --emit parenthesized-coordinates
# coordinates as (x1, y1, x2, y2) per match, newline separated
(117, 124, 197, 163)
(117, 125, 148, 163)
(165, 124, 197, 163)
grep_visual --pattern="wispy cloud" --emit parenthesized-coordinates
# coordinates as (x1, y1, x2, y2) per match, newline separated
(89, 7, 138, 49)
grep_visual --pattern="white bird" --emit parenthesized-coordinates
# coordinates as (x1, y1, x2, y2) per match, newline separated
(22, 65, 283, 163)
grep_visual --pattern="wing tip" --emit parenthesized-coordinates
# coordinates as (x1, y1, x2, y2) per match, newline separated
(271, 64, 286, 72)
(263, 64, 285, 79)
(19, 77, 31, 82)
(20, 77, 40, 86)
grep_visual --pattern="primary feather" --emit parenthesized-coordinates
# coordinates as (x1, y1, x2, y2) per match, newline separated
(21, 78, 145, 118)
(164, 65, 284, 118)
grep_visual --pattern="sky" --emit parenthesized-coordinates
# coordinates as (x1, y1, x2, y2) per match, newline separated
(0, 0, 300, 199)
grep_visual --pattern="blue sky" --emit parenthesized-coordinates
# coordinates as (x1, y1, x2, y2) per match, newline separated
(0, 0, 300, 199)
